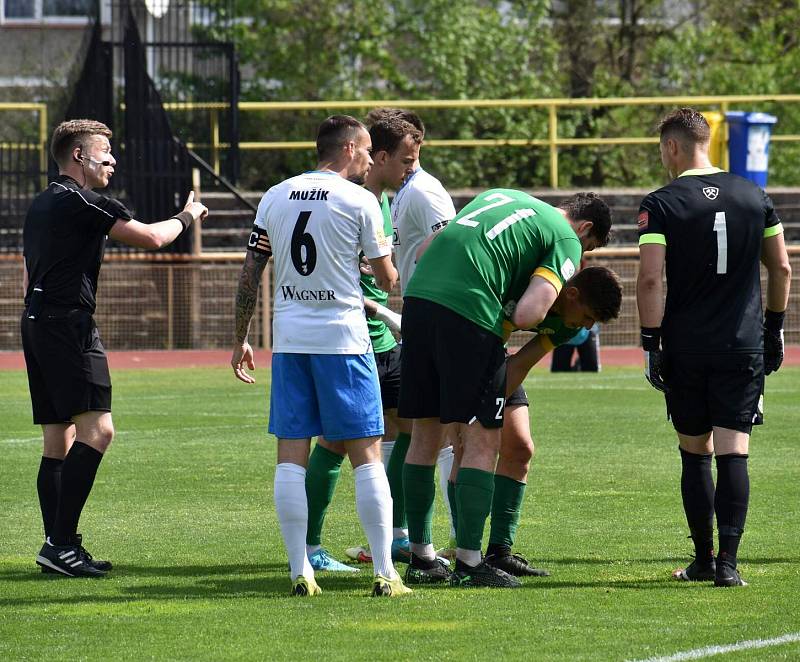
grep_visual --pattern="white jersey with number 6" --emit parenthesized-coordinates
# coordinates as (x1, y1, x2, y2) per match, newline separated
(255, 171, 392, 354)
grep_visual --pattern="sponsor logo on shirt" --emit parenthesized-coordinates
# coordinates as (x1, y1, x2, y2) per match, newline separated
(280, 285, 336, 301)
(560, 258, 576, 280)
(430, 219, 449, 233)
(702, 187, 719, 200)
(637, 211, 649, 230)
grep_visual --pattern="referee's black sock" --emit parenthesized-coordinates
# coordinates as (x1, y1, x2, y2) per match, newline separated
(37, 456, 63, 540)
(678, 447, 715, 560)
(51, 441, 104, 546)
(715, 453, 749, 565)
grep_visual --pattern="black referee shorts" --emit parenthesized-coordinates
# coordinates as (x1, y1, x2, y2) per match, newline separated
(375, 344, 402, 410)
(663, 351, 764, 436)
(21, 308, 112, 424)
(398, 297, 507, 428)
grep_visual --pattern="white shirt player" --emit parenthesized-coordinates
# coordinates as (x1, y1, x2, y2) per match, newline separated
(391, 168, 456, 293)
(255, 171, 392, 354)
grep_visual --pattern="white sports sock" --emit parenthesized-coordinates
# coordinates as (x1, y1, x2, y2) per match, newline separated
(410, 543, 435, 560)
(306, 544, 321, 556)
(456, 548, 482, 567)
(393, 527, 409, 540)
(354, 462, 397, 579)
(380, 440, 395, 472)
(437, 444, 456, 539)
(274, 463, 314, 581)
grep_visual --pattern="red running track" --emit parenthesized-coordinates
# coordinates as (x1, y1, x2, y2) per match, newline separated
(2, 346, 799, 371)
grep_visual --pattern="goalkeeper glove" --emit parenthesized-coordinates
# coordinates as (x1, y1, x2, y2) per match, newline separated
(641, 326, 668, 393)
(763, 309, 785, 375)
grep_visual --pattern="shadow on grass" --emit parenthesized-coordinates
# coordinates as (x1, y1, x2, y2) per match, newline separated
(528, 556, 800, 566)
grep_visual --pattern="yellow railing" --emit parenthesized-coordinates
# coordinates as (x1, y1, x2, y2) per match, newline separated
(0, 102, 49, 186)
(163, 94, 800, 187)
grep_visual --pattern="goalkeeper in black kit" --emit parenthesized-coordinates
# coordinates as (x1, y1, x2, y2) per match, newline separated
(636, 108, 791, 588)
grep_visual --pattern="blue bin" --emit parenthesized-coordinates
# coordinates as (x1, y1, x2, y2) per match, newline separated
(725, 111, 777, 187)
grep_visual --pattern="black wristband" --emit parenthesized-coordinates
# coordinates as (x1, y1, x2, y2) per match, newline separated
(641, 326, 661, 352)
(174, 210, 194, 231)
(764, 309, 785, 332)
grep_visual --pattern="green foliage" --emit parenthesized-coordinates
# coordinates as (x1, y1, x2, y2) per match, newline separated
(2, 365, 800, 659)
(195, 0, 800, 189)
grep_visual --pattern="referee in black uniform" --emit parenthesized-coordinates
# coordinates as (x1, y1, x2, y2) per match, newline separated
(636, 108, 791, 587)
(23, 119, 208, 577)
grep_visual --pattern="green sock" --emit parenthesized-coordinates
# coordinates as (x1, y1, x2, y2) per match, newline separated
(403, 463, 436, 545)
(456, 468, 495, 552)
(387, 432, 411, 529)
(305, 444, 344, 546)
(489, 474, 526, 548)
(447, 480, 458, 538)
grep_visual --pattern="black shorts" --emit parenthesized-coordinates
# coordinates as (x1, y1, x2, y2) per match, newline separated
(663, 351, 764, 436)
(398, 297, 506, 428)
(375, 344, 401, 410)
(506, 384, 529, 408)
(21, 308, 112, 424)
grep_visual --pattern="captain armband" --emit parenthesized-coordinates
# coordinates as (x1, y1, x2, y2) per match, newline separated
(247, 225, 272, 256)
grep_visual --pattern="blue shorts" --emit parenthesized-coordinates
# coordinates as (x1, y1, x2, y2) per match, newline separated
(269, 353, 384, 441)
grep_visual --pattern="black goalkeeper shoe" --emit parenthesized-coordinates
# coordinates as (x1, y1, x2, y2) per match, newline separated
(449, 559, 521, 588)
(672, 556, 716, 582)
(484, 551, 550, 577)
(404, 554, 451, 585)
(714, 557, 748, 587)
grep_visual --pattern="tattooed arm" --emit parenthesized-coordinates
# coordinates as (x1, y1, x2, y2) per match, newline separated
(231, 250, 270, 384)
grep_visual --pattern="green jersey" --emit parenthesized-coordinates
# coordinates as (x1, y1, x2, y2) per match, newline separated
(360, 192, 397, 353)
(405, 189, 583, 338)
(502, 310, 580, 351)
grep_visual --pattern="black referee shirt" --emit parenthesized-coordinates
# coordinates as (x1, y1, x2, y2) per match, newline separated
(23, 175, 133, 313)
(638, 167, 783, 354)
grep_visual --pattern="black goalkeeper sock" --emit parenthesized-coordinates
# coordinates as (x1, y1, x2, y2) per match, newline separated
(37, 456, 63, 540)
(51, 441, 104, 546)
(715, 453, 749, 564)
(679, 447, 715, 560)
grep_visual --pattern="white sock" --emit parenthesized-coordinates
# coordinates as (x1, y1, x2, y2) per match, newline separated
(306, 544, 321, 556)
(437, 445, 456, 539)
(274, 463, 314, 581)
(354, 462, 397, 579)
(410, 543, 435, 560)
(393, 527, 409, 540)
(380, 440, 395, 472)
(456, 548, 482, 567)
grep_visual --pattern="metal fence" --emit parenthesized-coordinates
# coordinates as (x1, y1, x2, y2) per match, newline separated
(1, 250, 798, 351)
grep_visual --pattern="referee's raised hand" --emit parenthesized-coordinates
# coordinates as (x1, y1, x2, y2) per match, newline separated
(184, 191, 208, 223)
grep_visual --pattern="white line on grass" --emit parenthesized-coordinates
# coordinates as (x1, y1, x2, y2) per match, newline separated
(630, 631, 800, 662)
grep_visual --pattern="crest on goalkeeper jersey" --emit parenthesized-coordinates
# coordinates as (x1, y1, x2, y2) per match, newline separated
(702, 187, 719, 200)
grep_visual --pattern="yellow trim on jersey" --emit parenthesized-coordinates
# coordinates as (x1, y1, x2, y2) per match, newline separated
(539, 334, 555, 353)
(678, 167, 724, 177)
(639, 233, 667, 246)
(533, 267, 563, 293)
(764, 223, 784, 238)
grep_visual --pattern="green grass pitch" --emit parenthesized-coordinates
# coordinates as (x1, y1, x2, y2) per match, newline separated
(1, 365, 799, 661)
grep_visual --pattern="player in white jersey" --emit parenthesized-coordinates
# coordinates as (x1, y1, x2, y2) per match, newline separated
(230, 115, 410, 598)
(366, 108, 459, 558)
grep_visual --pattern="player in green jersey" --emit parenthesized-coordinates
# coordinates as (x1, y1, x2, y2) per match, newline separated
(444, 266, 622, 577)
(302, 116, 423, 572)
(399, 190, 612, 587)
